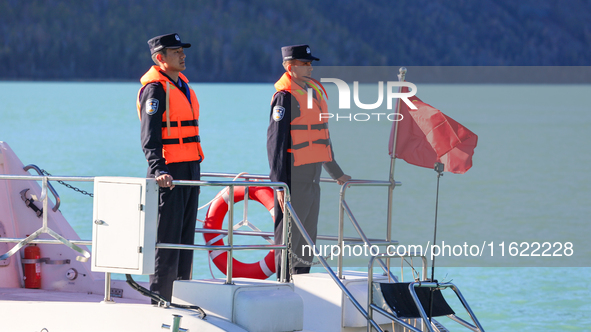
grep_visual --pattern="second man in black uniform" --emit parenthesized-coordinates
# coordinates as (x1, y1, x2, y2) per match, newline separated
(267, 44, 351, 280)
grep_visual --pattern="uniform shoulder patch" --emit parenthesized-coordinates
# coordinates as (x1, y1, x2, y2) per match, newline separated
(272, 105, 285, 121)
(146, 98, 159, 115)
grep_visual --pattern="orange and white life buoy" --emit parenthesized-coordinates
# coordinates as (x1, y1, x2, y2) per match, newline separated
(203, 186, 276, 279)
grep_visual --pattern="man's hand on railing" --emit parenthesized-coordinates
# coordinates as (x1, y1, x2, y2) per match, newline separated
(156, 173, 175, 189)
(276, 189, 285, 209)
(336, 174, 351, 185)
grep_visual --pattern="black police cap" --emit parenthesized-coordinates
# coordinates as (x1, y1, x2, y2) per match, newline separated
(148, 33, 191, 55)
(281, 44, 320, 62)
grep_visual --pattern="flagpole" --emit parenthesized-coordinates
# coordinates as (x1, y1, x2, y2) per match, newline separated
(427, 161, 445, 324)
(386, 67, 406, 277)
(388, 66, 406, 181)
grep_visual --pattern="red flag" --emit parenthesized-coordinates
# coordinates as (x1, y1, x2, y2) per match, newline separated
(388, 92, 478, 174)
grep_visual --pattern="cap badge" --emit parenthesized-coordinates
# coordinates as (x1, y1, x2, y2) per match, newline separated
(175, 34, 180, 41)
(306, 47, 310, 54)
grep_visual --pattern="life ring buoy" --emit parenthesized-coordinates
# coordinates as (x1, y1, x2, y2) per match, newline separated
(203, 186, 276, 279)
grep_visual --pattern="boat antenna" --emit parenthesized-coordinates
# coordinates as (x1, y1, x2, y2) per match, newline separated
(430, 161, 444, 281)
(428, 161, 444, 322)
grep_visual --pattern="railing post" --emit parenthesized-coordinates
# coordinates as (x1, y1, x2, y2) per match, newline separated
(243, 185, 249, 228)
(280, 187, 290, 283)
(386, 173, 394, 276)
(226, 185, 234, 284)
(367, 255, 375, 332)
(450, 284, 485, 331)
(41, 176, 49, 232)
(287, 202, 383, 332)
(338, 183, 346, 279)
(103, 272, 114, 303)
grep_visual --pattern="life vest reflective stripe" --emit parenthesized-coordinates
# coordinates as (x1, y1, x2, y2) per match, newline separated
(161, 120, 198, 127)
(162, 135, 201, 145)
(137, 66, 204, 164)
(291, 123, 327, 130)
(273, 72, 333, 166)
(292, 138, 330, 150)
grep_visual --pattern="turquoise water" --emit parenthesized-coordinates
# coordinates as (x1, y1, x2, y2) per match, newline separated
(1, 81, 590, 330)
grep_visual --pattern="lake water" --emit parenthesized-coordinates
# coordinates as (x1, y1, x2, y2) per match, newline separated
(1, 80, 590, 331)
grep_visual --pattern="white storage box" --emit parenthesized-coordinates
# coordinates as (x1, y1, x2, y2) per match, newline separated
(91, 177, 158, 275)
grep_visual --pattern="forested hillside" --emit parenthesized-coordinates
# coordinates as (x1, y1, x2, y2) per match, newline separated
(1, 0, 589, 82)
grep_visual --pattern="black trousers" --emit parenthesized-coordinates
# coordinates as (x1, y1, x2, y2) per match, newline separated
(274, 181, 320, 280)
(149, 161, 200, 302)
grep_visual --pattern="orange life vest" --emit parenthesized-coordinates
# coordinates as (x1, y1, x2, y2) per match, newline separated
(137, 66, 204, 164)
(274, 72, 333, 166)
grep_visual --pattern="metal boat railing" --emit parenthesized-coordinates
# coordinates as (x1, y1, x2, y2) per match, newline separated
(0, 172, 395, 283)
(0, 171, 481, 331)
(0, 173, 290, 286)
(198, 173, 430, 331)
(337, 179, 402, 281)
(286, 201, 385, 332)
(166, 177, 291, 284)
(194, 173, 433, 331)
(0, 172, 416, 316)
(23, 164, 62, 212)
(198, 175, 391, 243)
(0, 172, 410, 323)
(354, 66, 483, 332)
(283, 179, 437, 332)
(0, 174, 93, 263)
(368, 255, 484, 332)
(194, 172, 408, 283)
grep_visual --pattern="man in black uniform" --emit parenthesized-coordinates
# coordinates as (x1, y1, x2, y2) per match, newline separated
(267, 44, 350, 280)
(137, 33, 204, 302)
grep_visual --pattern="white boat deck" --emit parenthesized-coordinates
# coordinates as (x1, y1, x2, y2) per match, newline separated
(0, 287, 149, 304)
(0, 287, 247, 332)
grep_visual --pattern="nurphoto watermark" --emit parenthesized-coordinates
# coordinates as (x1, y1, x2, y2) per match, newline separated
(319, 112, 404, 122)
(304, 241, 575, 262)
(312, 79, 417, 122)
(313, 79, 417, 110)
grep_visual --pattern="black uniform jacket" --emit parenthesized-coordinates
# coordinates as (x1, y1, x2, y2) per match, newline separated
(267, 90, 344, 186)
